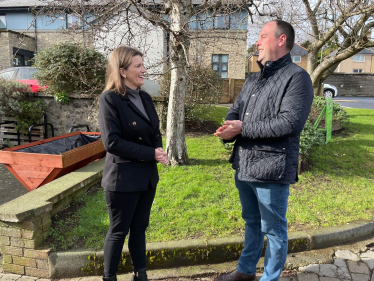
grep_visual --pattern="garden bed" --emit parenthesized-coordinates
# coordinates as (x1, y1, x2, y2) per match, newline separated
(44, 106, 374, 252)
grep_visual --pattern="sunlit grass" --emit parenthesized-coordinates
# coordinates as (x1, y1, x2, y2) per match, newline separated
(48, 107, 374, 250)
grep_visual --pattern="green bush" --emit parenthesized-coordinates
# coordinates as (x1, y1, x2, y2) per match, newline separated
(0, 79, 46, 134)
(33, 43, 107, 96)
(0, 79, 31, 116)
(159, 66, 223, 121)
(311, 96, 349, 126)
(15, 100, 47, 133)
(299, 120, 325, 156)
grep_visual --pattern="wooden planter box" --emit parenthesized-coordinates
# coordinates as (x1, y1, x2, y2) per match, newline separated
(0, 132, 106, 191)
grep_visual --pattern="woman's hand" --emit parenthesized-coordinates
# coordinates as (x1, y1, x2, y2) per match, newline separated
(155, 147, 169, 165)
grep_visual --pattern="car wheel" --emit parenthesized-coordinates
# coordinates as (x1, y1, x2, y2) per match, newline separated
(324, 90, 334, 98)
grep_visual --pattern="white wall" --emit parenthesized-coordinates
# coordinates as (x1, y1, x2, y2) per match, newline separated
(94, 10, 167, 96)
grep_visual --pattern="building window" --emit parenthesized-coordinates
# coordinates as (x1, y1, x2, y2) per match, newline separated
(67, 14, 82, 29)
(352, 69, 363, 73)
(212, 54, 228, 78)
(353, 55, 365, 62)
(292, 56, 301, 63)
(214, 14, 230, 29)
(0, 15, 6, 29)
(12, 48, 35, 67)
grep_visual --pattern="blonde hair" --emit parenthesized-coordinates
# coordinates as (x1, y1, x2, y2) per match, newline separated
(103, 46, 143, 95)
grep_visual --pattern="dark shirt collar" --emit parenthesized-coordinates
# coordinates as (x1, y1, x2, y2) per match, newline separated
(257, 53, 292, 78)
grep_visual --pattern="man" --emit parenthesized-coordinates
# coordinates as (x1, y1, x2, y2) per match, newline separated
(214, 20, 314, 281)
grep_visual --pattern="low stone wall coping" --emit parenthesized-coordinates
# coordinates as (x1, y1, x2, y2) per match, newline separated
(0, 159, 104, 223)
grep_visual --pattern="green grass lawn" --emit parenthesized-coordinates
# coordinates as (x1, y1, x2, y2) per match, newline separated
(48, 107, 374, 250)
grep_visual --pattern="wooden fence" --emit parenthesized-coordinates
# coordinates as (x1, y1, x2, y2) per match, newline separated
(0, 117, 44, 146)
(220, 78, 245, 103)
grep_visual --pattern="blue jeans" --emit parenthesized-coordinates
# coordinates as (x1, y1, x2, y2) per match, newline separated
(235, 173, 289, 281)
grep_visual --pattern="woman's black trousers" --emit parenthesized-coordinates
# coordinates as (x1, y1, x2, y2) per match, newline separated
(103, 186, 156, 277)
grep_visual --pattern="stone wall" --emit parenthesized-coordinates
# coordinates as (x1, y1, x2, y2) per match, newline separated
(324, 73, 374, 97)
(0, 159, 105, 278)
(33, 93, 168, 137)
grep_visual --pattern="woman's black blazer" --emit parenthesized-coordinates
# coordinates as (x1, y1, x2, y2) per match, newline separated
(98, 89, 162, 192)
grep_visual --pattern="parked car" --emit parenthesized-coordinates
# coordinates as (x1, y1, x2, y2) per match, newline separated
(0, 67, 46, 92)
(323, 83, 338, 98)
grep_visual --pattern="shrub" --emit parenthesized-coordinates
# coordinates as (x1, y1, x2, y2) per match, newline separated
(0, 79, 46, 134)
(15, 100, 47, 133)
(0, 79, 31, 116)
(309, 96, 349, 126)
(159, 65, 223, 121)
(33, 43, 107, 96)
(299, 120, 325, 156)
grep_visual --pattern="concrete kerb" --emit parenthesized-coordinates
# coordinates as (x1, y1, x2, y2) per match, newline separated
(48, 220, 374, 279)
(1, 158, 374, 278)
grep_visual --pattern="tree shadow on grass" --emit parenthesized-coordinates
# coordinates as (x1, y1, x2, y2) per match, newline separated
(189, 158, 229, 167)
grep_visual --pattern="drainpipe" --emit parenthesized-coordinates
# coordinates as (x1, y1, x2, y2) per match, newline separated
(34, 14, 38, 54)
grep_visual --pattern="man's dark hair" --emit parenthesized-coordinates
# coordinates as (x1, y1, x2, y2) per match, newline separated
(272, 20, 295, 51)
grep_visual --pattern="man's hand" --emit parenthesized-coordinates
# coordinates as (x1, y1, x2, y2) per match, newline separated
(155, 147, 169, 165)
(214, 120, 242, 140)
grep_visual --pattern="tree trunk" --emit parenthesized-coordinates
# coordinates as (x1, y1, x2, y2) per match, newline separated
(306, 49, 318, 76)
(165, 1, 190, 166)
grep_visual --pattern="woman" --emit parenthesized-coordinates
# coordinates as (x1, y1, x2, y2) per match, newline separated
(99, 46, 168, 281)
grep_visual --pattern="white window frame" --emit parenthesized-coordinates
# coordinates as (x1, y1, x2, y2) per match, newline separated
(67, 14, 82, 29)
(352, 69, 363, 73)
(292, 56, 301, 63)
(212, 54, 229, 78)
(353, 55, 365, 62)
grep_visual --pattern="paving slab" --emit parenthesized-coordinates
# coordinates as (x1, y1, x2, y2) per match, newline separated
(334, 259, 348, 268)
(298, 264, 320, 274)
(360, 250, 374, 270)
(2, 274, 22, 280)
(319, 264, 338, 278)
(0, 164, 27, 206)
(336, 266, 351, 280)
(319, 278, 341, 281)
(296, 272, 319, 281)
(347, 262, 370, 274)
(351, 273, 370, 281)
(335, 250, 360, 261)
(360, 251, 374, 259)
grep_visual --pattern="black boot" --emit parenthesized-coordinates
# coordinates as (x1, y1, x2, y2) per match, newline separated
(131, 268, 148, 281)
(103, 276, 117, 281)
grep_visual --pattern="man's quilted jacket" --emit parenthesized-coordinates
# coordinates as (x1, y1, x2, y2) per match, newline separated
(225, 53, 314, 184)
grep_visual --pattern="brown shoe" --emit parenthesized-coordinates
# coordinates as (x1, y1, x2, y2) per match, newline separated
(214, 269, 256, 281)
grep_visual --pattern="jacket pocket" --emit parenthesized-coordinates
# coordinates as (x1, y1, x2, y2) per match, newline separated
(245, 147, 287, 181)
(113, 156, 131, 163)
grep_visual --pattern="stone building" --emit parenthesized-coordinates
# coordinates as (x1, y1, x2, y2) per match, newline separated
(0, 0, 91, 70)
(189, 9, 248, 80)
